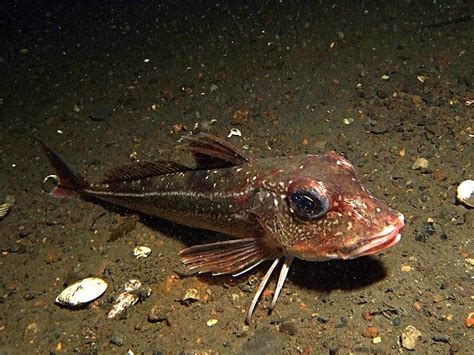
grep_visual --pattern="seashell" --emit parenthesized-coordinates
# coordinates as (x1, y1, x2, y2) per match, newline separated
(133, 246, 151, 259)
(227, 128, 242, 138)
(55, 277, 107, 307)
(457, 180, 474, 207)
(107, 279, 152, 319)
(181, 288, 200, 305)
(0, 195, 15, 220)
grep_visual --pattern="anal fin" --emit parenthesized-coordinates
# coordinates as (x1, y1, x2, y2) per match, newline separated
(179, 238, 275, 276)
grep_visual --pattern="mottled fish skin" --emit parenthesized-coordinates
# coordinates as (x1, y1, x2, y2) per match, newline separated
(85, 152, 403, 261)
(85, 162, 266, 239)
(39, 135, 405, 323)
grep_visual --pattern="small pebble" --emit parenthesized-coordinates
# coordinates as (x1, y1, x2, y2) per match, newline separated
(362, 326, 379, 338)
(432, 334, 450, 343)
(415, 221, 445, 243)
(392, 317, 402, 326)
(110, 335, 124, 346)
(400, 264, 413, 272)
(400, 325, 422, 350)
(148, 304, 168, 323)
(181, 288, 200, 305)
(133, 246, 151, 259)
(465, 312, 474, 328)
(412, 157, 429, 170)
(207, 319, 218, 327)
(433, 169, 447, 181)
(372, 336, 382, 344)
(449, 343, 461, 353)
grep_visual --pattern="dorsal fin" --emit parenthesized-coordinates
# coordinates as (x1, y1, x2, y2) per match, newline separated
(101, 160, 190, 183)
(185, 133, 253, 169)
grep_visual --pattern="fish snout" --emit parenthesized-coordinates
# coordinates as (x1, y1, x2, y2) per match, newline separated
(342, 211, 405, 259)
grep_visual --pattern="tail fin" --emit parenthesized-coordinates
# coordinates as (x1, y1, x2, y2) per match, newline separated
(38, 139, 89, 198)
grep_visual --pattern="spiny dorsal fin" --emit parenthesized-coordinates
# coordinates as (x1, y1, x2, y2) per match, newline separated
(101, 160, 191, 183)
(185, 133, 253, 169)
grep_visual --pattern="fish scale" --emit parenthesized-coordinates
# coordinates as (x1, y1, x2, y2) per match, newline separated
(87, 166, 263, 238)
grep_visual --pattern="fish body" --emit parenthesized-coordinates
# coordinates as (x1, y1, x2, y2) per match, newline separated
(40, 134, 405, 322)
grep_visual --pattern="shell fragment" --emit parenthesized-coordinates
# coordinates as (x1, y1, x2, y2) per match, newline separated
(0, 195, 15, 220)
(133, 246, 151, 259)
(55, 277, 107, 307)
(457, 180, 474, 207)
(107, 279, 152, 319)
(227, 128, 242, 138)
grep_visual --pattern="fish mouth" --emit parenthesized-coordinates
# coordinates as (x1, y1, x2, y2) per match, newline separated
(341, 215, 404, 259)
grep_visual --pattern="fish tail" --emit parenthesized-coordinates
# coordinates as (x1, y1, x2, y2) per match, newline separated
(38, 139, 89, 198)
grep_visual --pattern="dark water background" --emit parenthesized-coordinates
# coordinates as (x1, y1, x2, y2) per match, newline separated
(0, 1, 472, 353)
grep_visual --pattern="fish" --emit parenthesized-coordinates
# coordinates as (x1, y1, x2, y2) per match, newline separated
(39, 134, 405, 323)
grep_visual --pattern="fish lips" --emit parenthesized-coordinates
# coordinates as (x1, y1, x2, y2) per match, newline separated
(339, 214, 405, 260)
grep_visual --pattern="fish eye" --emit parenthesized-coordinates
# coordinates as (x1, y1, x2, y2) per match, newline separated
(289, 189, 330, 220)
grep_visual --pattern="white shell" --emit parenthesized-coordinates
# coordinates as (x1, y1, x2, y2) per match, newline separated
(227, 128, 242, 138)
(55, 277, 107, 306)
(133, 246, 151, 259)
(457, 180, 474, 207)
(0, 195, 15, 220)
(107, 279, 152, 319)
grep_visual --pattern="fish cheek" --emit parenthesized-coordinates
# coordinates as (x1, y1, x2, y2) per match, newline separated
(286, 211, 357, 260)
(248, 189, 299, 249)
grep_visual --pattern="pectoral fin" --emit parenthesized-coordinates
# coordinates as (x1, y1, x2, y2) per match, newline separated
(180, 237, 294, 324)
(179, 238, 277, 276)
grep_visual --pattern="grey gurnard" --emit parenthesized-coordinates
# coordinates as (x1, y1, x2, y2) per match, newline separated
(40, 134, 405, 323)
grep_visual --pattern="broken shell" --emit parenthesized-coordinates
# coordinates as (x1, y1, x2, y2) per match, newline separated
(107, 279, 152, 319)
(0, 195, 15, 220)
(457, 180, 474, 207)
(412, 157, 429, 170)
(400, 325, 422, 350)
(416, 75, 427, 83)
(133, 246, 151, 259)
(227, 128, 242, 138)
(55, 277, 107, 307)
(207, 318, 218, 327)
(181, 288, 200, 305)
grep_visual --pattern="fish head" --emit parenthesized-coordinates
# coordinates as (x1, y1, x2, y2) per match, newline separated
(255, 152, 405, 261)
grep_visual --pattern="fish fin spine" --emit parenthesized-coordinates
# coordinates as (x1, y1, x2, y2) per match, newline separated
(185, 133, 253, 169)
